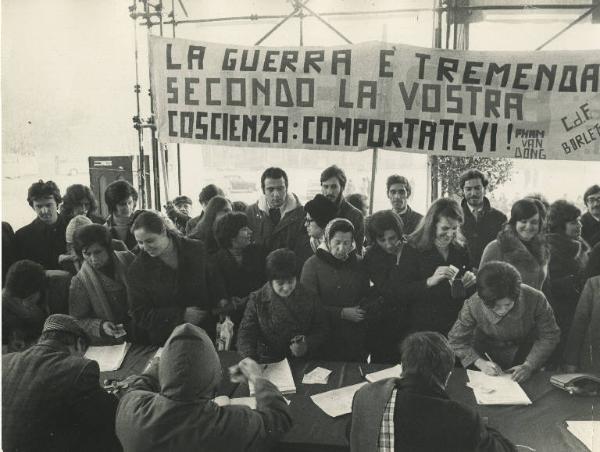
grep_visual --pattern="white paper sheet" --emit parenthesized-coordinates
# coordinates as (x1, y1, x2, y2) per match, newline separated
(84, 342, 131, 372)
(466, 370, 532, 405)
(302, 367, 332, 384)
(213, 396, 257, 409)
(250, 358, 296, 395)
(310, 382, 368, 417)
(566, 421, 600, 451)
(365, 364, 403, 383)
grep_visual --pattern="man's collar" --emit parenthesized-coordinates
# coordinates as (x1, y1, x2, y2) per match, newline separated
(393, 205, 409, 215)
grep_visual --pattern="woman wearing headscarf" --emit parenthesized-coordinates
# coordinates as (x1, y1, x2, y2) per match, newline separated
(188, 195, 233, 255)
(397, 198, 475, 336)
(300, 218, 370, 361)
(69, 224, 135, 344)
(480, 198, 549, 290)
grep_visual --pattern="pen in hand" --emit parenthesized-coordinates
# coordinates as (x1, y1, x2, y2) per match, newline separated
(484, 352, 502, 375)
(358, 365, 365, 379)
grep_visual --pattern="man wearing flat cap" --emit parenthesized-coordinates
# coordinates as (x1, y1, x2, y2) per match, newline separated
(2, 314, 121, 452)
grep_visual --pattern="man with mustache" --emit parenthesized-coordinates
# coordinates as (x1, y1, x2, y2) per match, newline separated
(15, 180, 68, 270)
(459, 169, 507, 268)
(581, 184, 600, 247)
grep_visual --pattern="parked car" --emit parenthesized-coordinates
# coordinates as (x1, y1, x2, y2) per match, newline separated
(224, 174, 256, 193)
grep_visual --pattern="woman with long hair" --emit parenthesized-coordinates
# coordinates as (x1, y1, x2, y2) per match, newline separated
(397, 198, 475, 335)
(480, 198, 549, 290)
(188, 195, 232, 254)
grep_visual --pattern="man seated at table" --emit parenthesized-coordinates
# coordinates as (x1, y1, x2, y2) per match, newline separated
(2, 314, 121, 452)
(237, 248, 329, 362)
(448, 261, 560, 382)
(116, 323, 292, 452)
(350, 331, 517, 452)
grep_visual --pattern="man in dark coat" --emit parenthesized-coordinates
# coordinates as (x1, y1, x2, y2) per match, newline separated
(246, 167, 309, 260)
(320, 165, 365, 250)
(350, 332, 516, 452)
(2, 314, 121, 452)
(386, 174, 423, 235)
(582, 184, 600, 247)
(116, 323, 292, 452)
(186, 184, 225, 235)
(459, 169, 507, 267)
(15, 180, 68, 270)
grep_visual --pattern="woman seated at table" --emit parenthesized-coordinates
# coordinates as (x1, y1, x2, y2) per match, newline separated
(104, 180, 139, 250)
(188, 195, 232, 254)
(564, 275, 600, 373)
(69, 224, 135, 345)
(480, 198, 549, 290)
(237, 248, 328, 363)
(128, 210, 213, 345)
(448, 261, 560, 382)
(350, 331, 516, 452)
(363, 210, 410, 363)
(397, 198, 475, 335)
(211, 212, 267, 321)
(300, 218, 370, 362)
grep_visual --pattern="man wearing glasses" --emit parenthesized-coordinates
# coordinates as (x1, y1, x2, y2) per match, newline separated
(582, 184, 600, 247)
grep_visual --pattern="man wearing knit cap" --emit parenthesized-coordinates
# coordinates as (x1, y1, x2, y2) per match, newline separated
(116, 323, 292, 452)
(304, 194, 337, 254)
(2, 314, 121, 452)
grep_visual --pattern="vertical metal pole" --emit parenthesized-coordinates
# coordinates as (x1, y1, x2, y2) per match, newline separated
(171, 0, 182, 196)
(428, 0, 443, 204)
(369, 148, 378, 215)
(132, 0, 146, 208)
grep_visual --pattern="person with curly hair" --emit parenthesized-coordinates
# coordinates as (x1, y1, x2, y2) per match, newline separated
(60, 184, 104, 224)
(104, 180, 138, 250)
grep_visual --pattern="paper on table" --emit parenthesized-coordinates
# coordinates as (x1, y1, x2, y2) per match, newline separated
(84, 342, 131, 372)
(466, 370, 532, 405)
(213, 396, 257, 409)
(365, 364, 403, 383)
(302, 367, 332, 384)
(566, 421, 600, 451)
(311, 382, 368, 417)
(250, 358, 296, 395)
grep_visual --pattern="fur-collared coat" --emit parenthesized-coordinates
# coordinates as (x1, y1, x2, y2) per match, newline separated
(480, 225, 549, 290)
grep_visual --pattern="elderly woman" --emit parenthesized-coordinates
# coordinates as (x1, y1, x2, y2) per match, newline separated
(449, 261, 560, 382)
(188, 195, 232, 254)
(128, 210, 213, 345)
(237, 249, 328, 362)
(481, 198, 549, 290)
(397, 198, 475, 336)
(104, 180, 138, 250)
(363, 210, 409, 363)
(300, 218, 370, 361)
(69, 224, 135, 344)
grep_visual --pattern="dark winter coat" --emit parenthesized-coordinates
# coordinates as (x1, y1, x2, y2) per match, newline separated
(396, 205, 423, 236)
(396, 242, 474, 335)
(480, 225, 549, 290)
(582, 212, 600, 247)
(127, 234, 213, 345)
(237, 282, 329, 362)
(300, 250, 370, 361)
(2, 340, 120, 452)
(15, 216, 68, 270)
(460, 198, 507, 268)
(116, 324, 292, 452)
(585, 242, 600, 279)
(209, 245, 267, 301)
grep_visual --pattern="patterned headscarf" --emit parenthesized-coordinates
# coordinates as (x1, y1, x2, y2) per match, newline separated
(318, 218, 356, 260)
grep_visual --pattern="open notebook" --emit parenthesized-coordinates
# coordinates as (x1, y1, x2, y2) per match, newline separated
(250, 358, 296, 395)
(84, 342, 131, 372)
(466, 370, 531, 405)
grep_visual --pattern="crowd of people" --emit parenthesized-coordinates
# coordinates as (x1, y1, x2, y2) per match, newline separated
(2, 165, 600, 451)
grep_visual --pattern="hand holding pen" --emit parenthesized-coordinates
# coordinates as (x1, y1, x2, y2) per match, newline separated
(475, 352, 503, 376)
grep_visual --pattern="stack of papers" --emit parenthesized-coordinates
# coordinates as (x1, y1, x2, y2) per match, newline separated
(302, 367, 332, 384)
(250, 358, 296, 395)
(85, 342, 131, 372)
(311, 382, 367, 417)
(365, 364, 403, 383)
(466, 370, 532, 405)
(566, 421, 600, 451)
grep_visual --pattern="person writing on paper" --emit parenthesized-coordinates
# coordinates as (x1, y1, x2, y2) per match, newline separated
(448, 261, 560, 382)
(237, 248, 328, 362)
(3, 314, 121, 452)
(128, 211, 213, 345)
(69, 224, 135, 345)
(115, 323, 292, 452)
(350, 332, 516, 452)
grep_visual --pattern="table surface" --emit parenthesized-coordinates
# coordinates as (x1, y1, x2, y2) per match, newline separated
(102, 346, 598, 452)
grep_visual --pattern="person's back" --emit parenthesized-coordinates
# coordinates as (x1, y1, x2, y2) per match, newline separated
(2, 315, 120, 452)
(350, 332, 516, 452)
(116, 323, 292, 452)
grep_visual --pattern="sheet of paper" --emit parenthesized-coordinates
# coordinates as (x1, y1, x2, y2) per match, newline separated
(365, 364, 403, 383)
(213, 396, 257, 409)
(250, 358, 296, 395)
(302, 366, 332, 384)
(467, 370, 532, 405)
(84, 342, 131, 372)
(566, 421, 600, 451)
(310, 382, 367, 417)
